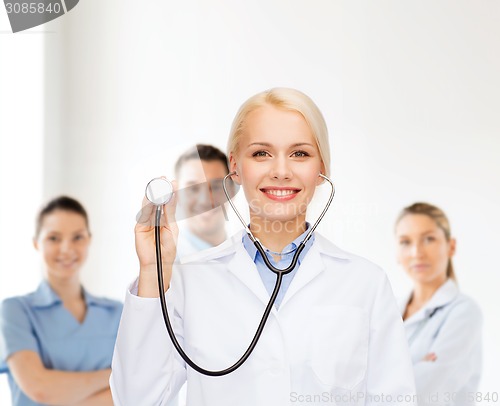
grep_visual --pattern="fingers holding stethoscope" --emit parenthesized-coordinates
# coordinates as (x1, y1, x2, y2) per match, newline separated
(135, 178, 179, 296)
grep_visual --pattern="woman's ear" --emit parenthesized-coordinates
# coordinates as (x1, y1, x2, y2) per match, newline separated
(448, 238, 456, 258)
(33, 237, 39, 251)
(229, 153, 242, 185)
(316, 162, 327, 185)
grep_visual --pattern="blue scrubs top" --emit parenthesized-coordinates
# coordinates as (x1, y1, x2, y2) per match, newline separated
(0, 280, 123, 406)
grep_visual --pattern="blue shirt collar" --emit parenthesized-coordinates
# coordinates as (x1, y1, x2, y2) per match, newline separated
(30, 280, 115, 309)
(242, 222, 315, 264)
(30, 280, 61, 307)
(182, 227, 216, 252)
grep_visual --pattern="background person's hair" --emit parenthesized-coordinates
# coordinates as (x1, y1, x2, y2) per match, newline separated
(396, 202, 456, 281)
(35, 196, 90, 238)
(174, 144, 229, 177)
(227, 87, 331, 177)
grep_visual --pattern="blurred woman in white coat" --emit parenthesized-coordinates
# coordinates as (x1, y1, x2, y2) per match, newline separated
(395, 202, 482, 406)
(110, 88, 417, 406)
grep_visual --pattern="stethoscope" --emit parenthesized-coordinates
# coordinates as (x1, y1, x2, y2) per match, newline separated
(144, 171, 335, 376)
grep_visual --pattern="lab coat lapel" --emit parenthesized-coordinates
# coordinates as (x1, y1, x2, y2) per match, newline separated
(401, 296, 427, 326)
(279, 242, 326, 308)
(403, 279, 459, 326)
(226, 241, 274, 308)
(427, 279, 459, 308)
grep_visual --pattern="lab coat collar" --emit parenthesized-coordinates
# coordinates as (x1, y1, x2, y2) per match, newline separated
(188, 230, 352, 309)
(183, 230, 273, 308)
(401, 278, 459, 324)
(189, 229, 352, 262)
(278, 233, 352, 308)
(278, 238, 325, 308)
(227, 241, 275, 308)
(313, 232, 352, 260)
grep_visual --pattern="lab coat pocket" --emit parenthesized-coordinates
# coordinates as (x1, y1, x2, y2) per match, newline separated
(311, 305, 369, 390)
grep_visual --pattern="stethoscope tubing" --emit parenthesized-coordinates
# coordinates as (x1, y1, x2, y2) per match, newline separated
(155, 172, 335, 376)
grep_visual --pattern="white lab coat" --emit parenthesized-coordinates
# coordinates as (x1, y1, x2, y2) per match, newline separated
(174, 226, 219, 406)
(110, 231, 416, 406)
(399, 279, 482, 406)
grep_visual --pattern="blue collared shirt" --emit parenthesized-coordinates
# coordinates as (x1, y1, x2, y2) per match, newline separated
(0, 280, 123, 406)
(242, 225, 315, 308)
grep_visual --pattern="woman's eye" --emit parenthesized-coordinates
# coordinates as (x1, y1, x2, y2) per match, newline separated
(48, 236, 59, 242)
(399, 240, 410, 246)
(252, 150, 269, 157)
(74, 235, 84, 241)
(292, 150, 310, 158)
(425, 236, 435, 243)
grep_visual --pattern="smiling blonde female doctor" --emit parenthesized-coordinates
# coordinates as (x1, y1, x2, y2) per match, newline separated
(110, 88, 417, 406)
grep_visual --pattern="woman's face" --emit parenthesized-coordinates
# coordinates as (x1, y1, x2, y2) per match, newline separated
(34, 210, 91, 283)
(395, 214, 455, 285)
(230, 104, 324, 227)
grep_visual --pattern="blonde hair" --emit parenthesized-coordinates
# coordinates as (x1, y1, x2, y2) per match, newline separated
(227, 88, 331, 177)
(396, 202, 456, 281)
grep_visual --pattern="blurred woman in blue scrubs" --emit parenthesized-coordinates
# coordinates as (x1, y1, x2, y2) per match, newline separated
(0, 196, 122, 405)
(395, 202, 482, 406)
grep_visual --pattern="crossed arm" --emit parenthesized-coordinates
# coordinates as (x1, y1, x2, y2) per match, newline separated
(8, 350, 112, 405)
(412, 300, 482, 399)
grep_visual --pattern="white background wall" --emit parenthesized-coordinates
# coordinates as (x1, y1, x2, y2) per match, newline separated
(1, 0, 499, 401)
(0, 6, 45, 403)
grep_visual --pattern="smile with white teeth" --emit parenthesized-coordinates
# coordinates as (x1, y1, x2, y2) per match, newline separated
(264, 189, 297, 196)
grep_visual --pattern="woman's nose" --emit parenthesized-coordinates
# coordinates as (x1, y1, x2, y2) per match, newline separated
(59, 239, 74, 254)
(410, 242, 424, 257)
(269, 156, 293, 180)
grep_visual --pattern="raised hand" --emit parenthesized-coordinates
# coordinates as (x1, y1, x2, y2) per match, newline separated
(135, 180, 178, 297)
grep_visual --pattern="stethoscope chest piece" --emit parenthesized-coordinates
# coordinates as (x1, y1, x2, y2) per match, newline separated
(145, 177, 174, 206)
